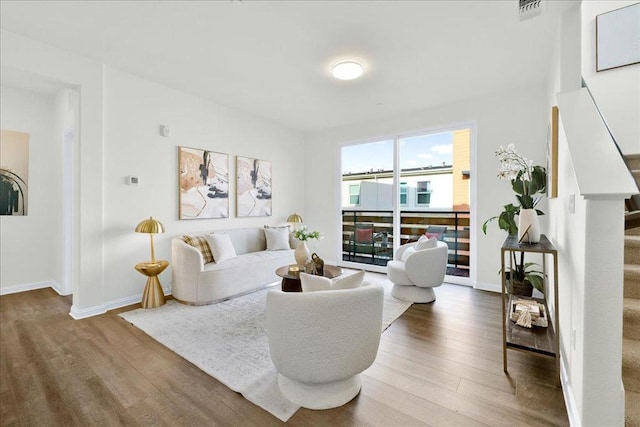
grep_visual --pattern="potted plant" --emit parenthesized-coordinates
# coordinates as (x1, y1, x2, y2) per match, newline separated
(483, 144, 547, 296)
(482, 144, 547, 242)
(292, 226, 323, 266)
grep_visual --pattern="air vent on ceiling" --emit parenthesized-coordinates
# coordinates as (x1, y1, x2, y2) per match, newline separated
(519, 0, 545, 21)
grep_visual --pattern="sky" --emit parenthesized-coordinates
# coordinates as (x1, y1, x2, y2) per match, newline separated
(341, 131, 453, 174)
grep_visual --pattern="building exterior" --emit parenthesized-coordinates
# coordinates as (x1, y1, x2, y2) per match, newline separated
(342, 129, 471, 211)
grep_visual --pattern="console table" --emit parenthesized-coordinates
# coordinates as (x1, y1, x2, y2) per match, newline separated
(501, 234, 559, 381)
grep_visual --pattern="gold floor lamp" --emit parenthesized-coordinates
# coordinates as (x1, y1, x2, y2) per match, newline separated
(134, 216, 169, 308)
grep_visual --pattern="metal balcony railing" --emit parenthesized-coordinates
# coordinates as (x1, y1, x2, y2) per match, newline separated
(342, 209, 470, 277)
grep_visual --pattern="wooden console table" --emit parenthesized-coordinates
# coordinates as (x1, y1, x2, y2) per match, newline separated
(501, 234, 559, 381)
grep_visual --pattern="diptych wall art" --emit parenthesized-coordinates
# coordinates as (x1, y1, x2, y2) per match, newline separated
(178, 146, 229, 219)
(0, 130, 29, 216)
(236, 156, 272, 217)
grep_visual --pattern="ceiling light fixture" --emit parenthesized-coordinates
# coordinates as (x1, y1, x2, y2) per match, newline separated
(332, 61, 364, 80)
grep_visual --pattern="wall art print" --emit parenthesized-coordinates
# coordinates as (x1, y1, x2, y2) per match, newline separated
(179, 146, 229, 219)
(0, 130, 29, 216)
(236, 156, 272, 217)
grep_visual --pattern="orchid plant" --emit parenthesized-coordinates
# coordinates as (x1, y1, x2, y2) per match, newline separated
(483, 144, 547, 235)
(483, 144, 547, 292)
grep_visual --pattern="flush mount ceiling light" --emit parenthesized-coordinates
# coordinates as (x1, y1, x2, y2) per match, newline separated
(332, 61, 364, 80)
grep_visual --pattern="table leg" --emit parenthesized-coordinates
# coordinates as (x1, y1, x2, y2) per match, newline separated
(142, 276, 166, 308)
(281, 277, 302, 292)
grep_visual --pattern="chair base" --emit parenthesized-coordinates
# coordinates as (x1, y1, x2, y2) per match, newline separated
(277, 373, 362, 410)
(391, 284, 436, 303)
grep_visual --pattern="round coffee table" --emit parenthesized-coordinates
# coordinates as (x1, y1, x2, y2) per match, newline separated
(275, 264, 343, 292)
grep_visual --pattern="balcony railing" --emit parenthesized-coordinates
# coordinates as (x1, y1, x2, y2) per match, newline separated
(342, 209, 470, 277)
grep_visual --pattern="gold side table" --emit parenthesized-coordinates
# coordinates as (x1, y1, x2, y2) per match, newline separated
(135, 260, 169, 308)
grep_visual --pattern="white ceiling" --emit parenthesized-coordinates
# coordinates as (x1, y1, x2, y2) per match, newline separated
(0, 1, 571, 133)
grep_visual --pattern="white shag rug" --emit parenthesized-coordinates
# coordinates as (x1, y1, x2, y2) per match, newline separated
(119, 272, 411, 422)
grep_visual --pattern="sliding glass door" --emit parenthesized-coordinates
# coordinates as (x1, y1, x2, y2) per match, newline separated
(340, 128, 472, 281)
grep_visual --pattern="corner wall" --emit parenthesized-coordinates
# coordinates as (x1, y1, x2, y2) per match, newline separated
(0, 86, 62, 293)
(581, 1, 640, 154)
(545, 2, 636, 424)
(0, 30, 306, 315)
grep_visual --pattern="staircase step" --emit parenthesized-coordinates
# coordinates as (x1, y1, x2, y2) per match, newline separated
(623, 338, 640, 394)
(626, 236, 640, 264)
(627, 390, 640, 427)
(628, 226, 640, 236)
(624, 298, 640, 341)
(626, 154, 640, 171)
(626, 265, 640, 300)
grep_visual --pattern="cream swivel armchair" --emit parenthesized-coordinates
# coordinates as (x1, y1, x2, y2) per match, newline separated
(387, 239, 448, 303)
(265, 284, 384, 410)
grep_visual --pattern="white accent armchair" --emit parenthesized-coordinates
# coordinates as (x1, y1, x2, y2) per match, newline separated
(266, 284, 384, 410)
(387, 240, 448, 303)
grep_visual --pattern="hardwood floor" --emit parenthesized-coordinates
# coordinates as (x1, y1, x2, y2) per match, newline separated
(0, 283, 568, 426)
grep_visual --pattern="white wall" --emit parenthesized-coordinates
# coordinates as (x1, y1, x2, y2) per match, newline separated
(581, 1, 640, 154)
(544, 3, 634, 424)
(1, 29, 105, 316)
(0, 86, 62, 292)
(304, 84, 549, 288)
(0, 30, 305, 314)
(103, 67, 305, 304)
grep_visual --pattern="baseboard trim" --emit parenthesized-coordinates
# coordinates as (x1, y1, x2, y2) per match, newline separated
(474, 281, 500, 293)
(69, 286, 172, 320)
(560, 356, 581, 427)
(0, 280, 57, 296)
(69, 303, 107, 320)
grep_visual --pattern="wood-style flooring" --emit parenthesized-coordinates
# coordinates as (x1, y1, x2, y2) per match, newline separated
(0, 283, 569, 426)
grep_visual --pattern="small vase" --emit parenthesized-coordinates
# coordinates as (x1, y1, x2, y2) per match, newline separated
(294, 241, 311, 267)
(518, 208, 541, 243)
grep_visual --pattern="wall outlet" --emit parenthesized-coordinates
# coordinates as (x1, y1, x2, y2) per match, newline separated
(160, 125, 171, 137)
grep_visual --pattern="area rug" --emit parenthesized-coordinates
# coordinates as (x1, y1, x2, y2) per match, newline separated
(119, 272, 411, 422)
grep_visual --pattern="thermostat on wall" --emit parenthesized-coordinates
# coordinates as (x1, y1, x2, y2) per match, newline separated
(126, 176, 140, 186)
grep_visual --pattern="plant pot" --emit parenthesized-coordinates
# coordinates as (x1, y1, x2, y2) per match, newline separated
(507, 279, 533, 297)
(518, 208, 541, 243)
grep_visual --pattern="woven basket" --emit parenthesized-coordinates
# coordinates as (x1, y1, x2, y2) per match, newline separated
(507, 279, 533, 297)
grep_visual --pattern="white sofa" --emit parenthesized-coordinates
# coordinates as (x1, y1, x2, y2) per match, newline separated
(171, 227, 295, 305)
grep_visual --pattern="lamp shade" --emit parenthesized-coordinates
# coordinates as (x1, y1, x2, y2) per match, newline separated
(135, 216, 165, 234)
(287, 213, 303, 223)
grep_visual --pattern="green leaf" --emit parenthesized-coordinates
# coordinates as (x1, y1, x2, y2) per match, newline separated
(527, 274, 544, 292)
(511, 177, 525, 195)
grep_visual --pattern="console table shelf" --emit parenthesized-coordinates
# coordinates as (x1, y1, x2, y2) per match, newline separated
(501, 234, 559, 380)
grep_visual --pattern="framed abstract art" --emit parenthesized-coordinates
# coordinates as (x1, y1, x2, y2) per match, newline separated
(236, 156, 272, 217)
(178, 146, 229, 219)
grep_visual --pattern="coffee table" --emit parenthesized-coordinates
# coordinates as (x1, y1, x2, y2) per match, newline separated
(275, 264, 343, 292)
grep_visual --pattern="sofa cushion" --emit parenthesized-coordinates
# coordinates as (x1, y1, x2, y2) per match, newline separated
(300, 270, 365, 292)
(183, 235, 214, 263)
(205, 233, 237, 263)
(202, 249, 294, 272)
(264, 226, 291, 250)
(332, 270, 365, 290)
(415, 235, 437, 251)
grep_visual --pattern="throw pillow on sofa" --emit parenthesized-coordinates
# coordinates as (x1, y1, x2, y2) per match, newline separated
(415, 235, 437, 251)
(204, 233, 237, 263)
(183, 235, 215, 263)
(300, 270, 365, 292)
(264, 225, 291, 250)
